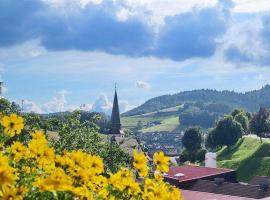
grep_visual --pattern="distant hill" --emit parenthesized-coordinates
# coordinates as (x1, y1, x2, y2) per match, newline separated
(123, 84, 270, 117)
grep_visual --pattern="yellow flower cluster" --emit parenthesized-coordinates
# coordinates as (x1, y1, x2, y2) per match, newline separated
(0, 114, 184, 200)
(1, 113, 24, 137)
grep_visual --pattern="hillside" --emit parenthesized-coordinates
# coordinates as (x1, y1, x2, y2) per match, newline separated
(122, 105, 182, 132)
(217, 136, 270, 182)
(122, 101, 231, 132)
(123, 84, 270, 117)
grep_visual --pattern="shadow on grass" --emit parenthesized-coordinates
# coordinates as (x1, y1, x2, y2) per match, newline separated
(218, 138, 244, 160)
(236, 143, 270, 182)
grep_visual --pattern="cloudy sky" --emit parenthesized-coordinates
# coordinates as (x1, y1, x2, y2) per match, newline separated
(1, 0, 270, 114)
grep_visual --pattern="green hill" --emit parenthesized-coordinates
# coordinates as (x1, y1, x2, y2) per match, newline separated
(122, 105, 182, 132)
(217, 136, 270, 182)
(123, 84, 270, 117)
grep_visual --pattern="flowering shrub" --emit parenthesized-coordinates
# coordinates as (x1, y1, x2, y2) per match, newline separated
(0, 113, 183, 200)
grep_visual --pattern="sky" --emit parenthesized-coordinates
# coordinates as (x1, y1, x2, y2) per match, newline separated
(1, 0, 270, 114)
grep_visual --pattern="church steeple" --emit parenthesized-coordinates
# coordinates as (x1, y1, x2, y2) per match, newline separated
(109, 84, 122, 135)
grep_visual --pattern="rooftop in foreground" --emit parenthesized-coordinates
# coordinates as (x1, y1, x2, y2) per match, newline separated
(182, 189, 255, 200)
(166, 165, 234, 182)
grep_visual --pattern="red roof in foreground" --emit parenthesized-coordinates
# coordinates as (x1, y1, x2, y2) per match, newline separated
(166, 165, 234, 182)
(182, 190, 255, 200)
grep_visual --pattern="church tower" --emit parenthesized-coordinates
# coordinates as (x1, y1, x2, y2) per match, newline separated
(109, 85, 123, 138)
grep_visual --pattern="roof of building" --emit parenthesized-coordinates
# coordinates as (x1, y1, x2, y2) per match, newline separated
(115, 137, 140, 156)
(182, 189, 255, 200)
(250, 176, 270, 186)
(166, 165, 234, 182)
(189, 179, 270, 199)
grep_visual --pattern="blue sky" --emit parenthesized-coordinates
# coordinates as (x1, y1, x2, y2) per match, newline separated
(1, 0, 270, 114)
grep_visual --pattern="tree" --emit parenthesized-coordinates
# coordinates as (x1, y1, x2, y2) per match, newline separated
(182, 127, 202, 152)
(208, 115, 243, 147)
(231, 109, 242, 118)
(205, 128, 216, 149)
(0, 98, 21, 114)
(234, 112, 249, 133)
(250, 107, 270, 143)
(136, 121, 143, 130)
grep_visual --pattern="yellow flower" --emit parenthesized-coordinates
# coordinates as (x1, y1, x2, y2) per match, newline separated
(153, 151, 170, 173)
(133, 150, 148, 177)
(154, 170, 163, 182)
(9, 141, 26, 162)
(35, 168, 73, 192)
(0, 184, 23, 200)
(0, 165, 18, 187)
(73, 185, 93, 200)
(32, 131, 46, 141)
(89, 155, 104, 175)
(1, 114, 24, 137)
(0, 155, 9, 167)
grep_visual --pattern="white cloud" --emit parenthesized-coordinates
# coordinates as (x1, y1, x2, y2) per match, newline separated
(91, 93, 113, 114)
(255, 74, 263, 80)
(18, 90, 132, 114)
(22, 90, 82, 113)
(41, 90, 68, 113)
(233, 0, 270, 13)
(22, 100, 43, 113)
(136, 80, 152, 90)
(119, 100, 134, 113)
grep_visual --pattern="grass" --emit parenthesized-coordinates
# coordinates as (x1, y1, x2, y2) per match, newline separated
(140, 117, 179, 133)
(217, 136, 270, 182)
(121, 116, 168, 128)
(121, 105, 182, 131)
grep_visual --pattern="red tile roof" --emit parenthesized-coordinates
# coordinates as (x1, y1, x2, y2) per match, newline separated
(166, 165, 234, 182)
(182, 190, 255, 200)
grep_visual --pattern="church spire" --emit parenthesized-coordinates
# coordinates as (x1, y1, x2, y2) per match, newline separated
(109, 84, 122, 135)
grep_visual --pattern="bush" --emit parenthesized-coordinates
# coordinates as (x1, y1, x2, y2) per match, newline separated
(179, 148, 206, 163)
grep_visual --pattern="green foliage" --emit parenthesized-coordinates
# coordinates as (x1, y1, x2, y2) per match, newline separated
(51, 111, 130, 172)
(250, 107, 270, 142)
(180, 127, 205, 163)
(182, 127, 202, 151)
(101, 143, 130, 173)
(23, 113, 43, 130)
(178, 101, 231, 129)
(234, 112, 249, 133)
(136, 121, 143, 130)
(207, 115, 243, 147)
(179, 148, 206, 163)
(231, 109, 241, 118)
(217, 137, 270, 182)
(0, 98, 21, 114)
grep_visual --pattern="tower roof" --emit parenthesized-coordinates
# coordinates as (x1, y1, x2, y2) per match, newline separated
(109, 86, 122, 135)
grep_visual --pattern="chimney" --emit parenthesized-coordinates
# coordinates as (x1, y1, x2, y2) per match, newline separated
(205, 152, 217, 168)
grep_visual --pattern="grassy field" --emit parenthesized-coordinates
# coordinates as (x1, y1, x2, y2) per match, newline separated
(121, 105, 182, 132)
(217, 136, 270, 182)
(140, 117, 179, 133)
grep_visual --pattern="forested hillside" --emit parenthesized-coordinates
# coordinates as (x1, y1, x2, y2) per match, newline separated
(123, 85, 270, 117)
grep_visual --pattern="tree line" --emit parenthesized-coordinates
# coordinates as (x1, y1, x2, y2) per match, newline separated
(180, 107, 270, 163)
